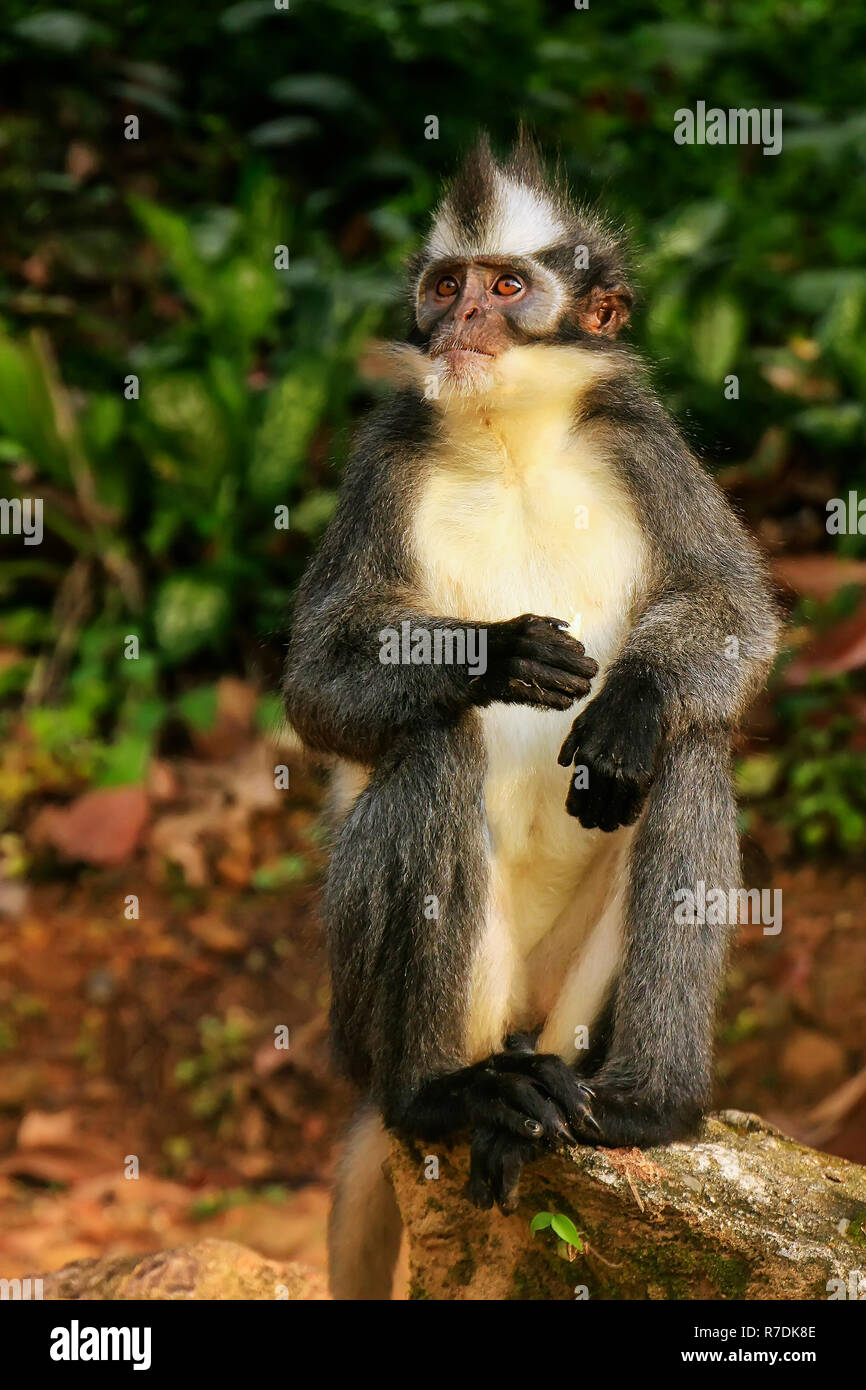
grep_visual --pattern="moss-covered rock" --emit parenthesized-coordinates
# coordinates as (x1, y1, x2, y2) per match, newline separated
(389, 1111, 866, 1300)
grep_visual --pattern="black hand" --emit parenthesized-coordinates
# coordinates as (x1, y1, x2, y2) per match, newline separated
(558, 665, 665, 831)
(470, 613, 598, 712)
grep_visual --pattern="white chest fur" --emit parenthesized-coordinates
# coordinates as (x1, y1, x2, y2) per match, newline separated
(410, 347, 649, 965)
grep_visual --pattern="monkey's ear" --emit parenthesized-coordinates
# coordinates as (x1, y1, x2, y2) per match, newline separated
(577, 284, 632, 337)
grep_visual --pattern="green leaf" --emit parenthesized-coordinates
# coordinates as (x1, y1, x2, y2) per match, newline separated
(691, 294, 744, 385)
(130, 197, 215, 318)
(94, 734, 153, 787)
(252, 855, 310, 891)
(81, 394, 124, 458)
(530, 1212, 554, 1233)
(255, 692, 284, 736)
(550, 1214, 583, 1249)
(177, 684, 219, 733)
(0, 334, 68, 479)
(249, 364, 328, 500)
(14, 12, 109, 52)
(654, 202, 729, 261)
(248, 117, 318, 148)
(219, 1, 274, 33)
(154, 576, 230, 661)
(270, 75, 358, 110)
(735, 753, 781, 800)
(291, 490, 338, 536)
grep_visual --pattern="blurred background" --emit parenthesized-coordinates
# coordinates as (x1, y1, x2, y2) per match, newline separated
(0, 0, 865, 1283)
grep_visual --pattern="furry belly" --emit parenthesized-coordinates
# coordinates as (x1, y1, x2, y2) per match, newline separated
(480, 701, 608, 960)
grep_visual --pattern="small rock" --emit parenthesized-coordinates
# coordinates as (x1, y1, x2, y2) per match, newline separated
(36, 1238, 327, 1300)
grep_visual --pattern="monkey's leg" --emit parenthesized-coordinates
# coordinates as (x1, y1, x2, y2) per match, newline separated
(560, 727, 737, 1146)
(326, 720, 591, 1215)
(328, 1107, 402, 1300)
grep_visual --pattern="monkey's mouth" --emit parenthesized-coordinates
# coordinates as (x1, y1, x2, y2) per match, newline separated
(431, 344, 496, 362)
(428, 336, 494, 358)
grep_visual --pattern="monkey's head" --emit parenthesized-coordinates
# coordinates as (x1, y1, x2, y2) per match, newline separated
(411, 133, 633, 391)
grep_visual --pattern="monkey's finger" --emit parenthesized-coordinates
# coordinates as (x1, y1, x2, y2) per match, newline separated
(512, 1056, 596, 1141)
(606, 779, 646, 830)
(513, 630, 598, 677)
(478, 1073, 573, 1146)
(506, 679, 575, 711)
(557, 719, 586, 766)
(510, 660, 593, 700)
(489, 1133, 534, 1213)
(595, 784, 632, 833)
(466, 1128, 496, 1210)
(565, 777, 605, 828)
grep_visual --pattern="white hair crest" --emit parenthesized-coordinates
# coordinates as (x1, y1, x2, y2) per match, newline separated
(427, 172, 566, 261)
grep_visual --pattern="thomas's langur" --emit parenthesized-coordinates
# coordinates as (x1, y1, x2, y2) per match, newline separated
(284, 134, 779, 1299)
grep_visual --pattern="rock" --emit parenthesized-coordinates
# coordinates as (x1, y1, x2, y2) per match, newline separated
(389, 1112, 866, 1300)
(36, 1239, 327, 1300)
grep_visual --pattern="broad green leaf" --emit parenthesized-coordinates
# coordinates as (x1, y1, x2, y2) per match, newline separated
(691, 294, 744, 385)
(270, 75, 358, 109)
(14, 12, 109, 51)
(154, 576, 230, 661)
(177, 684, 219, 733)
(252, 855, 310, 891)
(654, 202, 729, 261)
(735, 754, 781, 799)
(550, 1214, 583, 1249)
(248, 117, 318, 148)
(249, 364, 328, 500)
(94, 734, 153, 787)
(0, 335, 68, 478)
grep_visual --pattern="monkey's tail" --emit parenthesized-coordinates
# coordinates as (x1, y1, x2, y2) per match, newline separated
(328, 1106, 402, 1300)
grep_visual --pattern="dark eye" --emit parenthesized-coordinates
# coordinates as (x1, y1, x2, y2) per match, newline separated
(435, 275, 459, 297)
(493, 275, 524, 297)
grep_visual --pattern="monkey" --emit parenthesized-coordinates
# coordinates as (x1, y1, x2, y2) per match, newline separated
(283, 134, 780, 1300)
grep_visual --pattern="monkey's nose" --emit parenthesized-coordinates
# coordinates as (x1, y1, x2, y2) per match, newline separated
(462, 305, 478, 321)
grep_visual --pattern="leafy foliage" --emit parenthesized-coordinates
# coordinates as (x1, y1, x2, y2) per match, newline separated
(1, 1, 865, 848)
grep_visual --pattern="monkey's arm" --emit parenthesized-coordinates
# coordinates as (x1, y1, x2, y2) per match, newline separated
(560, 377, 780, 830)
(285, 395, 595, 764)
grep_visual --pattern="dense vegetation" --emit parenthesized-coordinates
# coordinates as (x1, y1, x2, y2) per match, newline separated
(1, 0, 865, 849)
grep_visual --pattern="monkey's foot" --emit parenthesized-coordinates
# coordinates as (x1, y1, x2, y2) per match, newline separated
(462, 1049, 598, 1213)
(466, 1126, 539, 1212)
(494, 1047, 599, 1139)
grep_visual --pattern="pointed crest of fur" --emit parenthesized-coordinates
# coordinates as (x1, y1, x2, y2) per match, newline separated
(425, 131, 574, 262)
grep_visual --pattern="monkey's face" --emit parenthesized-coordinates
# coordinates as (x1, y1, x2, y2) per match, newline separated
(417, 259, 556, 389)
(416, 255, 631, 393)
